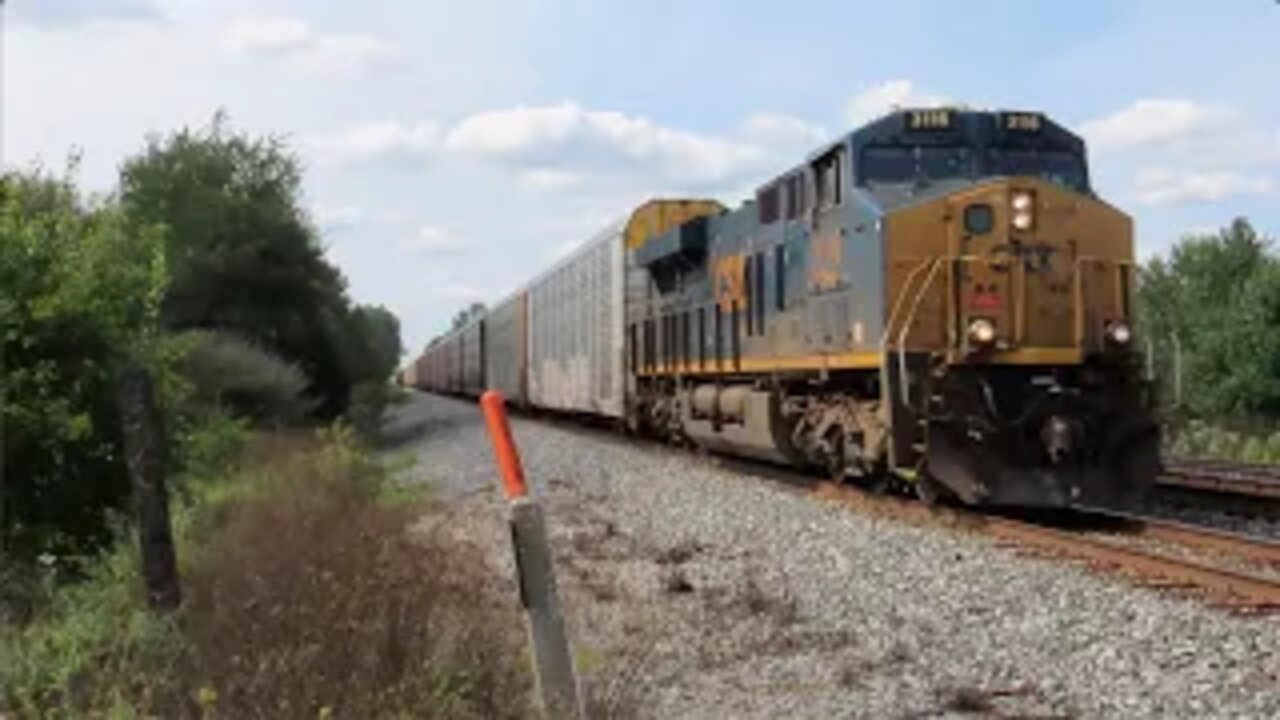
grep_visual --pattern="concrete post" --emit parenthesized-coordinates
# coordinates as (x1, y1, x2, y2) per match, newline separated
(480, 391, 582, 719)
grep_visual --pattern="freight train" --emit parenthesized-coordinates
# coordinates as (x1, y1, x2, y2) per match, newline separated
(408, 107, 1160, 510)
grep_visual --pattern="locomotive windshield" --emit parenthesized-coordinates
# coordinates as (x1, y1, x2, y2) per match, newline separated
(859, 144, 1089, 192)
(860, 146, 975, 184)
(986, 148, 1087, 191)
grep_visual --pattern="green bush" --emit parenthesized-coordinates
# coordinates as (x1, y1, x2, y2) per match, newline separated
(345, 381, 398, 438)
(1139, 219, 1280, 420)
(178, 329, 318, 424)
(1, 167, 167, 562)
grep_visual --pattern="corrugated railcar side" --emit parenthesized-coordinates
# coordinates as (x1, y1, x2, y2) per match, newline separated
(527, 222, 626, 418)
(461, 318, 486, 397)
(485, 292, 529, 406)
(445, 333, 462, 394)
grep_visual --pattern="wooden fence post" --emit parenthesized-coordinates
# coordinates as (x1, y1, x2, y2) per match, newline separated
(117, 365, 181, 611)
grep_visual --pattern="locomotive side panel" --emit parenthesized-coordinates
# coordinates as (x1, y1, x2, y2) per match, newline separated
(628, 146, 886, 378)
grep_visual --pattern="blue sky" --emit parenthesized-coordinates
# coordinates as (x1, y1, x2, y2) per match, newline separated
(7, 0, 1280, 355)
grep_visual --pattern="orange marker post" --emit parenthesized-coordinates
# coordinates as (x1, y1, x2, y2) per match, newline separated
(479, 391, 582, 719)
(481, 391, 529, 500)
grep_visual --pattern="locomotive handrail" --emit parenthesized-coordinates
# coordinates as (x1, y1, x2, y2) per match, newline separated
(880, 258, 936, 354)
(895, 258, 946, 409)
(1071, 255, 1135, 348)
(878, 257, 934, 430)
(884, 254, 991, 413)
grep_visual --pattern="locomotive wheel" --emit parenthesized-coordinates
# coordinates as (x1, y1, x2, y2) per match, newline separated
(866, 471, 893, 495)
(914, 476, 941, 505)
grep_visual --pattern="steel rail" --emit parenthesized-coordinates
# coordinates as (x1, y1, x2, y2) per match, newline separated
(1158, 459, 1280, 499)
(810, 483, 1280, 612)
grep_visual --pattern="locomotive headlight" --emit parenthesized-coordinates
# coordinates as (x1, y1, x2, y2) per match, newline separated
(1107, 320, 1132, 345)
(1010, 191, 1035, 231)
(968, 317, 997, 346)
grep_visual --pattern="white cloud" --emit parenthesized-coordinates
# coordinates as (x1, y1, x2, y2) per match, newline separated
(1134, 168, 1275, 205)
(845, 80, 949, 125)
(443, 102, 768, 185)
(305, 121, 440, 165)
(222, 17, 311, 53)
(1084, 99, 1280, 204)
(739, 113, 827, 148)
(1081, 99, 1235, 151)
(401, 226, 467, 254)
(434, 282, 486, 302)
(293, 34, 398, 77)
(312, 205, 364, 230)
(11, 0, 164, 27)
(1082, 99, 1280, 168)
(221, 16, 397, 77)
(520, 169, 587, 191)
(312, 102, 817, 189)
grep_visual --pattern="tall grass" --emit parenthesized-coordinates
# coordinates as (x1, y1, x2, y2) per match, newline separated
(1, 426, 531, 719)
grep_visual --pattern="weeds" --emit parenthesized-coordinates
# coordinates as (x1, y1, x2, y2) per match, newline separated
(1168, 419, 1280, 463)
(1, 426, 531, 719)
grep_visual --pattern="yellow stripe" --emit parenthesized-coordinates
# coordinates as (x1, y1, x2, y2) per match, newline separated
(637, 347, 1085, 376)
(949, 347, 1083, 365)
(992, 347, 1083, 364)
(637, 351, 883, 376)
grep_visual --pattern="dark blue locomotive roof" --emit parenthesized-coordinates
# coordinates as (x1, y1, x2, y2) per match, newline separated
(848, 108, 1085, 162)
(636, 108, 1099, 270)
(756, 108, 1092, 214)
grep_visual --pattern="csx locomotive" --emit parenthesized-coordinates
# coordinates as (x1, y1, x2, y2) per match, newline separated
(410, 107, 1160, 510)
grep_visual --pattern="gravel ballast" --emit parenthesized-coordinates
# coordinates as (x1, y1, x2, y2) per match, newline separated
(388, 393, 1280, 719)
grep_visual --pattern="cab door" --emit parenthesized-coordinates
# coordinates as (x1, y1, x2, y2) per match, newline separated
(805, 144, 850, 353)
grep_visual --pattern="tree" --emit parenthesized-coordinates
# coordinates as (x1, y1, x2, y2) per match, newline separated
(1138, 218, 1280, 419)
(1, 168, 167, 559)
(350, 305, 403, 383)
(119, 113, 355, 415)
(451, 302, 485, 330)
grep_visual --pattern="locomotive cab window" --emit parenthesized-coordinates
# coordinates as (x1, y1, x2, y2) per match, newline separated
(784, 174, 806, 220)
(814, 147, 844, 209)
(758, 184, 781, 224)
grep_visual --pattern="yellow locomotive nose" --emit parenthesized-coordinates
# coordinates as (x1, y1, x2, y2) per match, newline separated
(884, 177, 1135, 365)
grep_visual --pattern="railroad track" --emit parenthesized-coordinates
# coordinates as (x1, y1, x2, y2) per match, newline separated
(510, 409, 1280, 613)
(808, 482, 1280, 613)
(1159, 457, 1280, 499)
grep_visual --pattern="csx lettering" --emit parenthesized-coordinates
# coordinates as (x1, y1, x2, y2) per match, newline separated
(714, 254, 746, 311)
(991, 242, 1056, 273)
